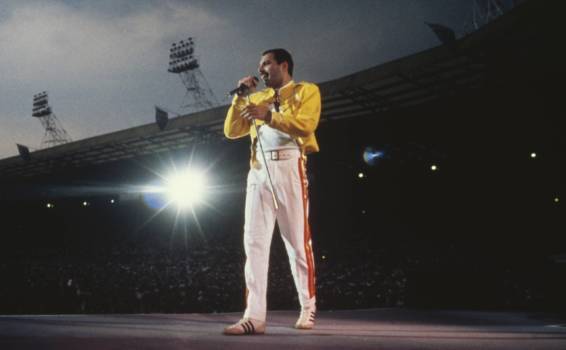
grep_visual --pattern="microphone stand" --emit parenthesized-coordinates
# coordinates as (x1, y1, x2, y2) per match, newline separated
(246, 94, 279, 210)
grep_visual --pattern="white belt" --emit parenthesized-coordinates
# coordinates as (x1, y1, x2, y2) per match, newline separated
(263, 149, 300, 161)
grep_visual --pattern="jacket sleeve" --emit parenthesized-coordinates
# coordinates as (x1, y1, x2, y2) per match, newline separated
(268, 84, 321, 138)
(224, 95, 251, 139)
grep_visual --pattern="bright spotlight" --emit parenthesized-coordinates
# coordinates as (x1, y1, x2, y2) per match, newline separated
(431, 164, 438, 171)
(166, 168, 207, 208)
(363, 147, 385, 166)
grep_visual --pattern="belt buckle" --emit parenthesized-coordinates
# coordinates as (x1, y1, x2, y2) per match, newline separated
(271, 150, 279, 161)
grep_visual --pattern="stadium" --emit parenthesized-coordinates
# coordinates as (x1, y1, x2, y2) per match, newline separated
(0, 1, 565, 349)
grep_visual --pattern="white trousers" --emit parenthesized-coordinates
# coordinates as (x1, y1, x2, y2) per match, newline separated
(243, 149, 316, 322)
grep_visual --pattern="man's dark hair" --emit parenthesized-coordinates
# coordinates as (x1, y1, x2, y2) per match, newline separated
(262, 48, 294, 76)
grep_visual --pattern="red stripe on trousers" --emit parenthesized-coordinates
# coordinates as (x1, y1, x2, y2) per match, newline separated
(298, 158, 316, 298)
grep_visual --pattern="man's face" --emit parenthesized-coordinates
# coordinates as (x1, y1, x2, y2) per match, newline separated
(258, 53, 285, 88)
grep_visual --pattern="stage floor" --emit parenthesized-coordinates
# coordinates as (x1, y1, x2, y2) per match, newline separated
(1, 308, 565, 349)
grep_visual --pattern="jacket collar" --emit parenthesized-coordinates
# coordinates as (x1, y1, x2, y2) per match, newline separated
(268, 80, 295, 99)
(267, 80, 295, 98)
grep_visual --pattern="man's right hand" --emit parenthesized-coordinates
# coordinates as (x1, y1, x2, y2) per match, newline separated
(237, 76, 258, 96)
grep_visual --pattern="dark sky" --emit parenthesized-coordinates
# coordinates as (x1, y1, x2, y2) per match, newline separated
(0, 0, 474, 159)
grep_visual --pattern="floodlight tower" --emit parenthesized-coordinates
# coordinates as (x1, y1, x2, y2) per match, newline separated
(471, 0, 506, 30)
(168, 37, 219, 112)
(32, 91, 72, 149)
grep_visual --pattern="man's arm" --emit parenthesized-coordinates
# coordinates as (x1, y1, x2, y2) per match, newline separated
(224, 96, 251, 139)
(224, 76, 259, 139)
(268, 83, 321, 138)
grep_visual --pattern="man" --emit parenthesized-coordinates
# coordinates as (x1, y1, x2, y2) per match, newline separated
(223, 48, 321, 335)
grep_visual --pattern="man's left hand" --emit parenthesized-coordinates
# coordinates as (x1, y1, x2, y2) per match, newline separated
(242, 104, 271, 123)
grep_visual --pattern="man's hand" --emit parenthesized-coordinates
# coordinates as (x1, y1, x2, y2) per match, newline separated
(237, 76, 258, 96)
(242, 104, 272, 123)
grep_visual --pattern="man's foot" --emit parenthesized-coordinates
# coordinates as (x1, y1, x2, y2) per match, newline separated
(295, 306, 316, 329)
(223, 318, 266, 335)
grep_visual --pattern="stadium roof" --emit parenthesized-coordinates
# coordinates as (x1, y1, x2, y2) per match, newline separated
(0, 0, 556, 180)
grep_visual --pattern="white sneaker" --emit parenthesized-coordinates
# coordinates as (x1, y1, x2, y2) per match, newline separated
(223, 318, 266, 335)
(295, 306, 316, 329)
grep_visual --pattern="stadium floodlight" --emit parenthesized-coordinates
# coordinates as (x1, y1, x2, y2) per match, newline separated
(31, 91, 72, 148)
(165, 168, 207, 209)
(168, 38, 198, 74)
(167, 37, 218, 111)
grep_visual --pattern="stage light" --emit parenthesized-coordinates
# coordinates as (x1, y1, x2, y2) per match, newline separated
(358, 172, 365, 179)
(110, 199, 115, 204)
(165, 168, 207, 209)
(46, 203, 54, 208)
(141, 188, 168, 210)
(82, 201, 89, 207)
(431, 164, 438, 171)
(363, 147, 385, 166)
(530, 152, 537, 158)
(555, 197, 560, 203)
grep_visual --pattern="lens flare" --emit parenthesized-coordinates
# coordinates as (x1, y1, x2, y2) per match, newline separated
(363, 147, 385, 166)
(165, 169, 207, 209)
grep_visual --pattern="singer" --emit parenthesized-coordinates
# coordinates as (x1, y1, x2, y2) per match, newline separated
(223, 48, 321, 335)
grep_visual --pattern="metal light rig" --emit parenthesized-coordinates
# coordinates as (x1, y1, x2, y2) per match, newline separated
(168, 37, 219, 113)
(471, 0, 508, 30)
(32, 91, 72, 149)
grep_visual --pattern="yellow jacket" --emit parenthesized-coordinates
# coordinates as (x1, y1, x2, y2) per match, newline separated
(224, 80, 321, 165)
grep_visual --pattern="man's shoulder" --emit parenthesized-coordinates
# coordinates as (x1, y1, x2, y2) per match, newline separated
(295, 81, 319, 90)
(294, 81, 320, 97)
(249, 81, 319, 101)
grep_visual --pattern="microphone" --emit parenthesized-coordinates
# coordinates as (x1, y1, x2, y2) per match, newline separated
(228, 76, 259, 96)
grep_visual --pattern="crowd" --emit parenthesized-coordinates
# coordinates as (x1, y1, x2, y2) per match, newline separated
(0, 237, 562, 314)
(0, 240, 411, 314)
